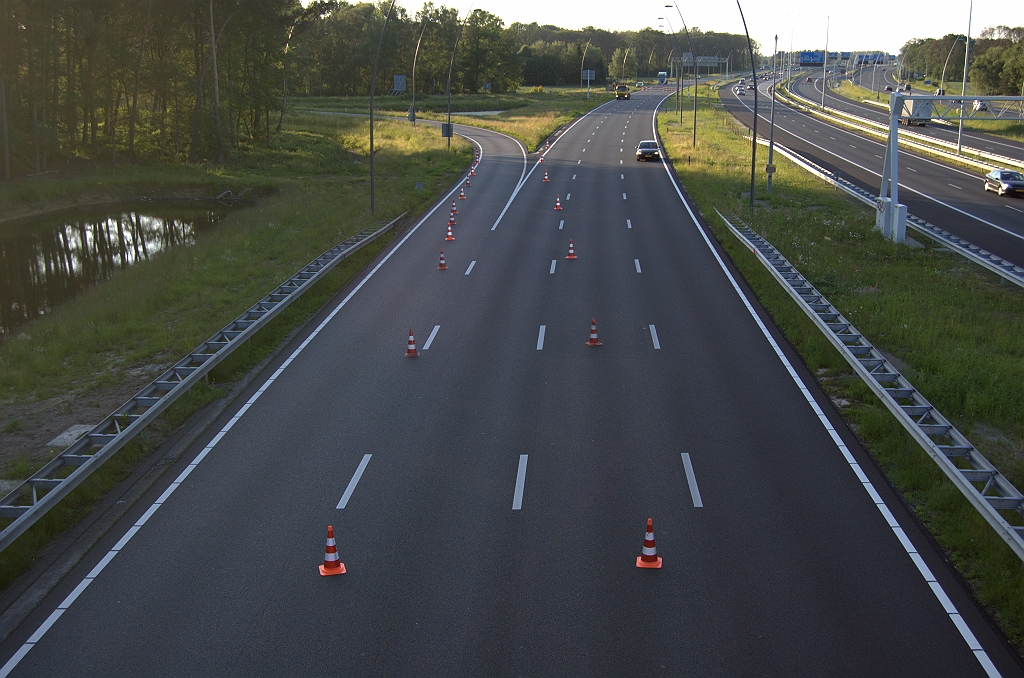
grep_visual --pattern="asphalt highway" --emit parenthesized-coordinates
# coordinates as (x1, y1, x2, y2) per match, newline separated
(723, 80, 1024, 269)
(1, 91, 1021, 676)
(791, 73, 1024, 163)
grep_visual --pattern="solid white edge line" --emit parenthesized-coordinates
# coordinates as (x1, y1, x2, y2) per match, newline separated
(537, 325, 546, 350)
(649, 324, 661, 350)
(337, 454, 373, 509)
(680, 453, 704, 508)
(512, 455, 529, 510)
(654, 94, 1002, 677)
(465, 260, 476, 275)
(423, 325, 440, 350)
(0, 134, 494, 675)
(26, 609, 64, 644)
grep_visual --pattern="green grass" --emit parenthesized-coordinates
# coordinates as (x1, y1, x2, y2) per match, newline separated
(299, 86, 616, 151)
(659, 87, 1024, 649)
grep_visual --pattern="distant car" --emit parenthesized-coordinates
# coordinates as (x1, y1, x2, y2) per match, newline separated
(735, 87, 746, 96)
(806, 77, 813, 83)
(615, 84, 630, 100)
(934, 88, 946, 95)
(636, 140, 661, 161)
(739, 78, 745, 84)
(746, 84, 755, 90)
(884, 85, 893, 91)
(903, 83, 911, 92)
(635, 82, 645, 88)
(983, 169, 1024, 196)
(973, 99, 988, 112)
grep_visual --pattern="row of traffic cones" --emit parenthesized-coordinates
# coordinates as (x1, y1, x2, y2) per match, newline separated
(319, 518, 662, 576)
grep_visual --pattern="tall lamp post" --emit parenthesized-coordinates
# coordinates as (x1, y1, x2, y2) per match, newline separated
(820, 16, 829, 110)
(410, 16, 431, 126)
(445, 7, 472, 150)
(939, 36, 964, 94)
(736, 0, 757, 209)
(580, 38, 592, 97)
(369, 0, 397, 214)
(767, 34, 778, 192)
(956, 0, 973, 154)
(666, 2, 697, 148)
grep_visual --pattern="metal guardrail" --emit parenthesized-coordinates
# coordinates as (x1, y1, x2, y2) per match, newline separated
(752, 136, 1024, 289)
(0, 212, 407, 552)
(716, 208, 1024, 562)
(777, 82, 1024, 172)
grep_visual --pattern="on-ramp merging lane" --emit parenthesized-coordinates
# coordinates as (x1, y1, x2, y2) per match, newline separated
(0, 93, 1019, 676)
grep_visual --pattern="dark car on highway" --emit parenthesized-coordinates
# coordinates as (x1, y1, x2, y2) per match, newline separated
(983, 169, 1024, 197)
(636, 140, 661, 161)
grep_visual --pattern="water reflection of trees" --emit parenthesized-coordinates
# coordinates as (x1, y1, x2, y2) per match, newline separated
(1, 209, 222, 334)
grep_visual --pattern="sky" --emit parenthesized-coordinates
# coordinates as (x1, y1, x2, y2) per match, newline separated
(336, 0, 1017, 56)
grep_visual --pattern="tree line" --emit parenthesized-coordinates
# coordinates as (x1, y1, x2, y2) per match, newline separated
(899, 26, 1024, 94)
(0, 0, 755, 179)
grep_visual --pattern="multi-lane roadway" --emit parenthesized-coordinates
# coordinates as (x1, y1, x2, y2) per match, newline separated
(1, 91, 1020, 676)
(722, 78, 1024, 269)
(790, 73, 1024, 163)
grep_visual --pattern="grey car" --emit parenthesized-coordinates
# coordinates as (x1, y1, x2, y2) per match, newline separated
(983, 169, 1024, 197)
(636, 140, 661, 161)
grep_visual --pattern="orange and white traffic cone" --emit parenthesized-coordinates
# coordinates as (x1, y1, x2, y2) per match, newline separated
(554, 195, 562, 210)
(465, 177, 471, 187)
(586, 317, 602, 346)
(405, 328, 419, 357)
(545, 141, 550, 151)
(451, 200, 458, 215)
(539, 154, 545, 163)
(566, 239, 577, 260)
(636, 518, 662, 568)
(438, 250, 448, 270)
(459, 187, 467, 200)
(319, 525, 346, 576)
(448, 211, 456, 225)
(446, 223, 455, 241)
(543, 170, 550, 182)
(470, 165, 476, 176)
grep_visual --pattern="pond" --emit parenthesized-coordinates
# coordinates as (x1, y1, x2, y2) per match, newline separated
(0, 202, 233, 334)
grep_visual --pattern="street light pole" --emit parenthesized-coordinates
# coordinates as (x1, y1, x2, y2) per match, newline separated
(821, 16, 829, 110)
(736, 0, 757, 209)
(667, 2, 697, 148)
(410, 17, 431, 126)
(957, 0, 973, 155)
(767, 34, 778, 193)
(940, 36, 964, 93)
(580, 39, 592, 97)
(369, 0, 397, 215)
(445, 7, 472, 151)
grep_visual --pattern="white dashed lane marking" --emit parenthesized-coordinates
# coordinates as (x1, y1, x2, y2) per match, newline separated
(634, 259, 642, 273)
(422, 325, 440, 350)
(627, 219, 632, 229)
(512, 455, 529, 509)
(337, 454, 373, 509)
(549, 260, 556, 274)
(649, 324, 660, 350)
(559, 219, 564, 229)
(536, 326, 545, 351)
(464, 260, 476, 275)
(680, 453, 703, 508)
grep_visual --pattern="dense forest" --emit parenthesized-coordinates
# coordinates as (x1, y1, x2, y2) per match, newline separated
(899, 26, 1024, 94)
(0, 0, 755, 178)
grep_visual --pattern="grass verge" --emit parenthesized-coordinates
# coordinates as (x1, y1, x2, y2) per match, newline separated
(299, 86, 615, 151)
(659, 87, 1024, 650)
